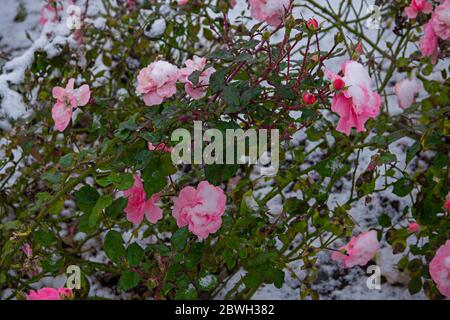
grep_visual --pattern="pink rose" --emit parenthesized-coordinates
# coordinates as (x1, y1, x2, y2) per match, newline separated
(303, 93, 316, 105)
(405, 0, 433, 19)
(393, 77, 422, 109)
(178, 56, 216, 100)
(52, 78, 91, 132)
(26, 287, 73, 300)
(178, 0, 189, 5)
(136, 61, 179, 106)
(355, 41, 364, 55)
(445, 192, 450, 210)
(432, 0, 450, 40)
(325, 61, 382, 136)
(22, 243, 32, 258)
(40, 0, 75, 26)
(420, 20, 439, 63)
(307, 18, 319, 30)
(148, 142, 173, 153)
(407, 222, 420, 233)
(39, 1, 62, 26)
(123, 175, 163, 224)
(248, 0, 290, 26)
(429, 240, 450, 297)
(331, 230, 380, 268)
(172, 181, 226, 240)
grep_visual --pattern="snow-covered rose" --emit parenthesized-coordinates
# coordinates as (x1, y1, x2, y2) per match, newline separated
(432, 0, 450, 40)
(331, 230, 380, 268)
(429, 240, 450, 297)
(420, 20, 439, 62)
(248, 0, 290, 26)
(178, 56, 216, 100)
(136, 61, 178, 106)
(324, 61, 381, 136)
(393, 77, 421, 109)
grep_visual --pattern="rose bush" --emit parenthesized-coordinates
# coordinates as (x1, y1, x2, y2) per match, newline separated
(0, 0, 448, 300)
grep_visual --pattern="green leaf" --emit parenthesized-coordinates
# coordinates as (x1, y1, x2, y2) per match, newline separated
(175, 286, 198, 300)
(48, 198, 64, 215)
(118, 269, 141, 291)
(379, 152, 397, 164)
(93, 195, 113, 214)
(273, 269, 285, 289)
(393, 178, 414, 197)
(59, 153, 73, 168)
(127, 243, 144, 267)
(209, 68, 227, 93)
(142, 154, 174, 197)
(406, 142, 421, 165)
(188, 70, 201, 85)
(408, 277, 422, 295)
(34, 230, 56, 246)
(208, 49, 233, 61)
(104, 230, 126, 264)
(105, 197, 128, 219)
(42, 171, 62, 185)
(243, 270, 261, 289)
(378, 214, 392, 228)
(222, 85, 240, 112)
(117, 173, 134, 190)
(74, 186, 99, 213)
(171, 227, 189, 251)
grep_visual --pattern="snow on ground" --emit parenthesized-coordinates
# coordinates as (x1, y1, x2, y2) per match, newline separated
(0, 0, 442, 300)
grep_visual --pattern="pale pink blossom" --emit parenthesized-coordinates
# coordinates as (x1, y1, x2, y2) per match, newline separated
(331, 230, 380, 268)
(178, 0, 189, 5)
(123, 175, 163, 224)
(445, 192, 450, 210)
(40, 1, 62, 26)
(178, 56, 216, 100)
(429, 240, 450, 297)
(248, 0, 290, 26)
(22, 243, 32, 258)
(407, 222, 420, 233)
(393, 77, 422, 109)
(420, 20, 439, 63)
(324, 61, 382, 136)
(148, 142, 173, 153)
(52, 78, 91, 131)
(136, 61, 179, 106)
(172, 181, 226, 240)
(432, 0, 450, 40)
(40, 0, 75, 26)
(405, 0, 433, 19)
(26, 287, 73, 300)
